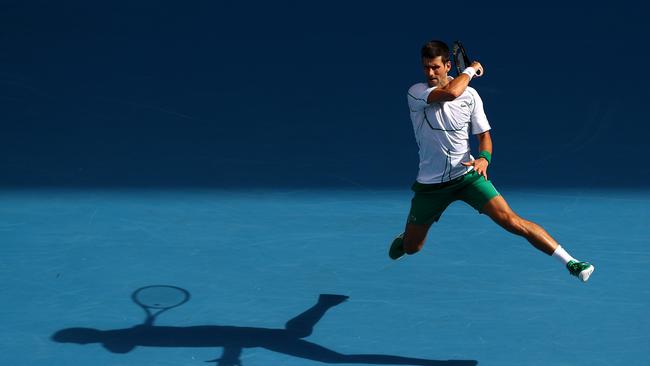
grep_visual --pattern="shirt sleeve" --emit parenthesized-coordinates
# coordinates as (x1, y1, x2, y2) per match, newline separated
(468, 88, 491, 135)
(407, 83, 433, 112)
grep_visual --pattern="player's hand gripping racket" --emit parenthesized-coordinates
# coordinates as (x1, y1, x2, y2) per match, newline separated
(131, 285, 191, 326)
(452, 41, 482, 77)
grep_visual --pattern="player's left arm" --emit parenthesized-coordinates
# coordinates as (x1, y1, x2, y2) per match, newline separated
(475, 131, 492, 179)
(462, 131, 492, 180)
(462, 88, 492, 180)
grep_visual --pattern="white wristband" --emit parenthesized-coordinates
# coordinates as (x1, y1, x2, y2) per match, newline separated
(462, 67, 477, 79)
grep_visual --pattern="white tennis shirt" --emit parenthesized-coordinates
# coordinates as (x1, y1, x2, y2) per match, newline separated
(407, 80, 491, 184)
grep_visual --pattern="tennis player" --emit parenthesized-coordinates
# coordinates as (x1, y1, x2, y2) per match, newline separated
(389, 40, 594, 282)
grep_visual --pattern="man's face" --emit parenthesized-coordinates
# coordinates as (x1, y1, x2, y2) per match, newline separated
(422, 56, 451, 87)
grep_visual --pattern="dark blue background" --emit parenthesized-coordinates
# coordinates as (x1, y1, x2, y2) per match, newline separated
(1, 1, 647, 189)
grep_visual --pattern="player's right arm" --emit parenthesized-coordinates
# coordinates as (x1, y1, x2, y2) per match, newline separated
(426, 61, 483, 103)
(408, 61, 483, 112)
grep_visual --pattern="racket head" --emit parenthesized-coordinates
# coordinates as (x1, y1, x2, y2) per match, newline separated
(452, 41, 470, 76)
(131, 285, 191, 310)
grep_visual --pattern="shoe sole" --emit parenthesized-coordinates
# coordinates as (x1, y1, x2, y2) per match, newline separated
(389, 248, 405, 260)
(579, 265, 595, 282)
(390, 253, 404, 260)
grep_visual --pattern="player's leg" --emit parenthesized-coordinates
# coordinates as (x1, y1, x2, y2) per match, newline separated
(403, 222, 434, 255)
(481, 195, 594, 282)
(458, 171, 594, 282)
(481, 195, 558, 254)
(389, 183, 454, 260)
(389, 221, 434, 259)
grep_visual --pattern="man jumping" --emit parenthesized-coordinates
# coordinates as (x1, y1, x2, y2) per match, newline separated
(389, 40, 594, 282)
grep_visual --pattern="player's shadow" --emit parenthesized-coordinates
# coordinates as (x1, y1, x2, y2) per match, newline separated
(52, 290, 477, 366)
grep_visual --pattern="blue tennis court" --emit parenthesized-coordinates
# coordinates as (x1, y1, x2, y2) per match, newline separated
(2, 188, 648, 365)
(2, 2, 648, 365)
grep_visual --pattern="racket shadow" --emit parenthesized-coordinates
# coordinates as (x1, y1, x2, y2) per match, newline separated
(51, 290, 478, 366)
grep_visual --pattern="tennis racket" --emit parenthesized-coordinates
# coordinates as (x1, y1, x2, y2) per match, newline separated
(131, 285, 191, 326)
(452, 41, 482, 76)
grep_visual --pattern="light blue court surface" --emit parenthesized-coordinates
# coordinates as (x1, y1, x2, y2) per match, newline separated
(1, 188, 649, 366)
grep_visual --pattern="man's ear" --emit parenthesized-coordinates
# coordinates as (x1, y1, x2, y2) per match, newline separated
(445, 60, 452, 73)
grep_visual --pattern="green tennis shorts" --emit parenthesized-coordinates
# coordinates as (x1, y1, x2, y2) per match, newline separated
(407, 170, 500, 226)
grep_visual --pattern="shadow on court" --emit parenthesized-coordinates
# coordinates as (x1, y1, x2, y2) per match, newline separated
(52, 287, 477, 366)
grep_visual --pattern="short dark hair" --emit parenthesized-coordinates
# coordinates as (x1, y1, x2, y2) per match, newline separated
(421, 40, 450, 63)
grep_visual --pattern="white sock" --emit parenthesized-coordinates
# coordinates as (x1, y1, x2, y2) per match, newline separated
(552, 245, 577, 265)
